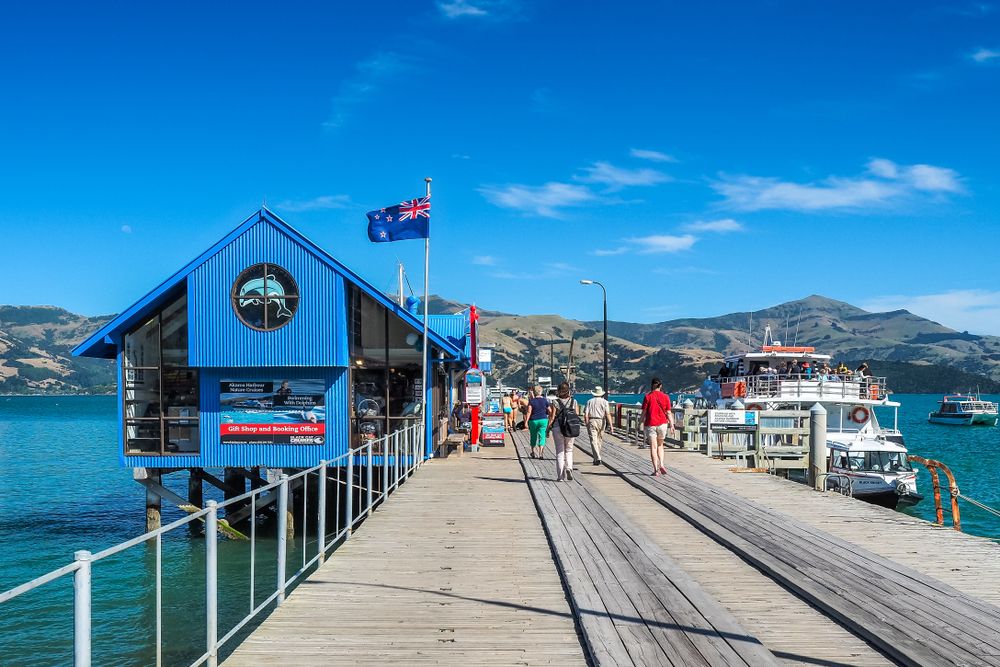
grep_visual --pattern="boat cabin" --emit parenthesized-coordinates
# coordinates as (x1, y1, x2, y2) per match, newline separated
(73, 208, 469, 468)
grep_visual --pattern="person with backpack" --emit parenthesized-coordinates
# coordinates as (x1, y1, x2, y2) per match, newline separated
(641, 377, 674, 476)
(547, 382, 582, 481)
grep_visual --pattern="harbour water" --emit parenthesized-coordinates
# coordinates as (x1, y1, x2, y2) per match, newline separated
(1, 393, 998, 665)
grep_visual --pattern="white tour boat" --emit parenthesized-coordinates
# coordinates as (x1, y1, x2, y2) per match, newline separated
(706, 327, 921, 509)
(927, 394, 999, 426)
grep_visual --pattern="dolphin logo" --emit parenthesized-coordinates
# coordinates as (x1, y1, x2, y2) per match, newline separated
(238, 274, 294, 319)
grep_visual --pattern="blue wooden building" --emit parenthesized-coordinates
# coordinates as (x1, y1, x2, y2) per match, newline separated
(74, 208, 469, 471)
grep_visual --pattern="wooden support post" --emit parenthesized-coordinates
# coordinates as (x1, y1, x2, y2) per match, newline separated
(223, 468, 246, 521)
(809, 403, 828, 491)
(189, 469, 204, 535)
(146, 469, 161, 532)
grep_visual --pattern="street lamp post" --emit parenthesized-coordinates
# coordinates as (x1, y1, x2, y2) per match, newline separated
(580, 280, 608, 394)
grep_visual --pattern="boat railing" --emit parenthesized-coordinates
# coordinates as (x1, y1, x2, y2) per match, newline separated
(0, 421, 426, 667)
(710, 374, 888, 403)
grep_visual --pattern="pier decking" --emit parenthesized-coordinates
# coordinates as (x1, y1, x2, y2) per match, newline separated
(223, 445, 586, 666)
(224, 428, 1000, 666)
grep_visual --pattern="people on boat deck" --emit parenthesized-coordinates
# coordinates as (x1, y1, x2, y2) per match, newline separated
(836, 362, 849, 374)
(855, 362, 869, 378)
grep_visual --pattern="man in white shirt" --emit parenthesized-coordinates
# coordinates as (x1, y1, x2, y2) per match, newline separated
(584, 386, 613, 465)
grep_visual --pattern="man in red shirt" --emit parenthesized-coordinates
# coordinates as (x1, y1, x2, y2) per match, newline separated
(641, 377, 674, 476)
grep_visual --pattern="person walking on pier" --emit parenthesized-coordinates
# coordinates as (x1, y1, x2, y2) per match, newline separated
(548, 382, 581, 481)
(525, 386, 550, 459)
(641, 378, 674, 476)
(585, 386, 613, 466)
(502, 392, 514, 430)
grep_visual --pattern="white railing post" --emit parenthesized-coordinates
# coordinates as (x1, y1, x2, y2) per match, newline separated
(366, 441, 373, 516)
(382, 434, 389, 504)
(318, 462, 327, 562)
(73, 550, 92, 667)
(205, 501, 219, 667)
(346, 449, 354, 538)
(276, 476, 288, 605)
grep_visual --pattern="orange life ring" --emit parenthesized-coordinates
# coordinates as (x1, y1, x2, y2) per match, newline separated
(734, 381, 747, 398)
(850, 405, 870, 423)
(745, 403, 764, 411)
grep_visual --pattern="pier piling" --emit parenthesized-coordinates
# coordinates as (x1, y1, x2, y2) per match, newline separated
(809, 403, 828, 491)
(145, 470, 161, 532)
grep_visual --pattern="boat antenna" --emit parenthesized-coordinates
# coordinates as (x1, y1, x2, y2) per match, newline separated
(784, 313, 790, 346)
(792, 306, 803, 347)
(748, 311, 754, 351)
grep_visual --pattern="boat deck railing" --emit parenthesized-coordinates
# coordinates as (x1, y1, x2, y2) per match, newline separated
(711, 374, 889, 403)
(0, 422, 425, 667)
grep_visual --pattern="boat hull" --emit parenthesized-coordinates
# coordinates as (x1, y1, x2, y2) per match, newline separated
(928, 413, 998, 426)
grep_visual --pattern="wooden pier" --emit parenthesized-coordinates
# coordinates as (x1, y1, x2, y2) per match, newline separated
(224, 429, 1000, 666)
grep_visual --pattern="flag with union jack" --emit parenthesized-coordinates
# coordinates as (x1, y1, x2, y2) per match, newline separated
(366, 195, 430, 243)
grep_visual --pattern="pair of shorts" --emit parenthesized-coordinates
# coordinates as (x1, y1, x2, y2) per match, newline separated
(645, 423, 670, 443)
(503, 407, 512, 414)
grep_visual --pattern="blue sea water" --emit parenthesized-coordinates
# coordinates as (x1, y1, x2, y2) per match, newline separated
(0, 396, 308, 666)
(1, 394, 998, 664)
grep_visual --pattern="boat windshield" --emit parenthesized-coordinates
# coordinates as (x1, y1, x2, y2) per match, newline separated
(844, 451, 912, 473)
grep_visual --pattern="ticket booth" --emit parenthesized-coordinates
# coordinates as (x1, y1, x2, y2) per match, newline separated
(73, 208, 468, 473)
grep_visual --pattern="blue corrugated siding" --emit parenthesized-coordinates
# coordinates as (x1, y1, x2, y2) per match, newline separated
(188, 220, 348, 368)
(427, 314, 469, 355)
(122, 366, 349, 468)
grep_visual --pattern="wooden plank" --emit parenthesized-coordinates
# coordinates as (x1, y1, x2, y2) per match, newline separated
(584, 436, 1000, 666)
(514, 429, 777, 667)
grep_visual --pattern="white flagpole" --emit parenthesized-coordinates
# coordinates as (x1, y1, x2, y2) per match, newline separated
(421, 177, 431, 460)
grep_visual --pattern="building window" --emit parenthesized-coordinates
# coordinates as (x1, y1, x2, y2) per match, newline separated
(231, 263, 299, 331)
(123, 291, 199, 455)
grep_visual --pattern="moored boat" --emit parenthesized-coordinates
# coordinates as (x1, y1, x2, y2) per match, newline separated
(928, 394, 999, 426)
(705, 326, 922, 508)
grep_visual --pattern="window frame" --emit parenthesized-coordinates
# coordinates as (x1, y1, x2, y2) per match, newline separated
(230, 262, 300, 332)
(122, 291, 200, 457)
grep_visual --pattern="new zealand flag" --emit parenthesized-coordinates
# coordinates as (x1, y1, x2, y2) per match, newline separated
(366, 196, 430, 243)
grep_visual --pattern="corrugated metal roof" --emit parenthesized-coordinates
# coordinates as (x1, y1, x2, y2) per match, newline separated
(73, 208, 466, 362)
(426, 314, 470, 356)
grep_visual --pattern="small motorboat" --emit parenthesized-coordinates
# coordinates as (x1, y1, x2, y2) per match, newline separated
(928, 394, 998, 426)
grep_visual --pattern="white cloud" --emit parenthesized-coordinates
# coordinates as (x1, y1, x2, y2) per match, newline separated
(577, 161, 672, 190)
(276, 195, 353, 212)
(713, 158, 964, 211)
(472, 255, 497, 266)
(626, 234, 697, 254)
(478, 181, 596, 217)
(629, 148, 677, 163)
(682, 218, 743, 233)
(860, 290, 1000, 336)
(325, 53, 412, 130)
(590, 247, 628, 256)
(120, 225, 132, 234)
(970, 47, 1000, 63)
(438, 0, 489, 17)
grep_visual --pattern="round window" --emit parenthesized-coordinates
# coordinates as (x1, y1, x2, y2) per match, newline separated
(231, 263, 299, 331)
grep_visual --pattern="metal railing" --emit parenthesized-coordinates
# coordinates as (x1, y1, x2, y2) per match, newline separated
(711, 374, 889, 402)
(0, 422, 425, 667)
(816, 472, 854, 497)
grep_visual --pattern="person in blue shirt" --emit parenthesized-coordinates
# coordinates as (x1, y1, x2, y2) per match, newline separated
(524, 386, 551, 459)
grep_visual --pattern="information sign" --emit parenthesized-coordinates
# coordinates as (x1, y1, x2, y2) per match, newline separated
(464, 369, 484, 404)
(708, 409, 757, 432)
(220, 379, 326, 445)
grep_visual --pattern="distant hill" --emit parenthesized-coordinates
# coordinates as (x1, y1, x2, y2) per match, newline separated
(3, 295, 999, 395)
(0, 306, 115, 394)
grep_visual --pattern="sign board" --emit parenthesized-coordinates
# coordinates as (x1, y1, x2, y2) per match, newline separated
(708, 409, 757, 432)
(220, 379, 326, 445)
(481, 415, 505, 444)
(478, 347, 493, 373)
(537, 376, 552, 385)
(464, 369, 484, 404)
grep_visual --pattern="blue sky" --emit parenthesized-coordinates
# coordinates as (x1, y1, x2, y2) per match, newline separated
(3, 1, 1000, 333)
